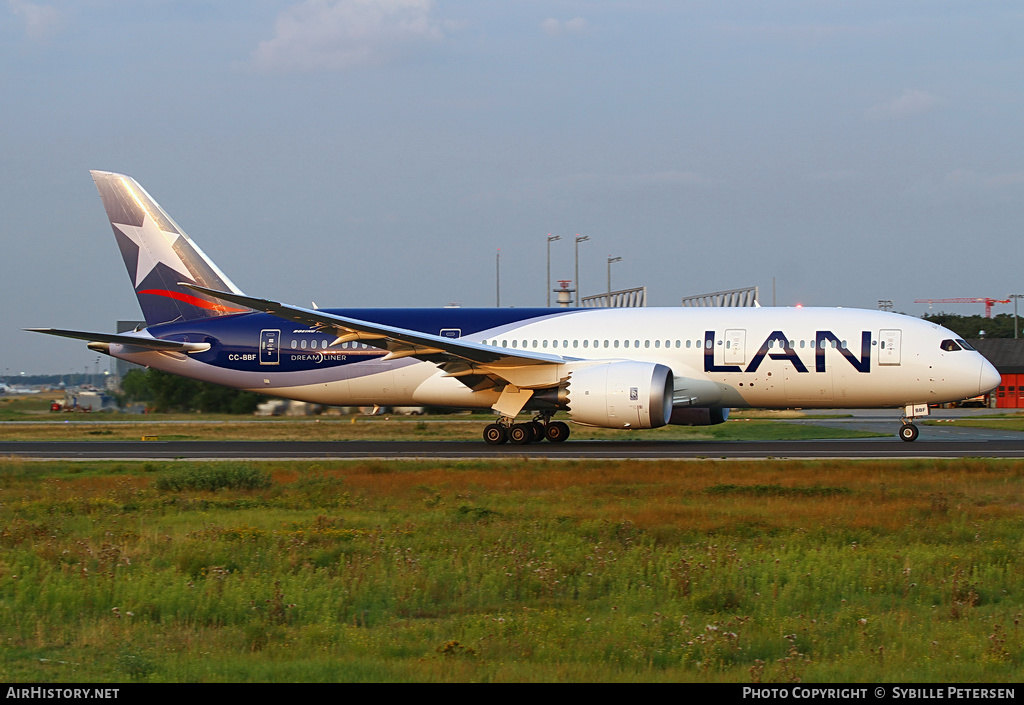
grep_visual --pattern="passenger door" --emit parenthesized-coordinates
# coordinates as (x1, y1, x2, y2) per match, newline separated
(878, 329, 902, 366)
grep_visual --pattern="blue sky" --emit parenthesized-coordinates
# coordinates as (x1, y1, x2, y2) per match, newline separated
(3, 1, 1024, 374)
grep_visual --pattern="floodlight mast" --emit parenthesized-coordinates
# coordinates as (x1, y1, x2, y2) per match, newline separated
(574, 235, 589, 306)
(546, 234, 561, 307)
(606, 255, 622, 307)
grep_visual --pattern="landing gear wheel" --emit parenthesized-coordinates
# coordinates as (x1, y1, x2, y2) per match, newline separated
(898, 423, 919, 442)
(483, 423, 508, 445)
(528, 421, 546, 443)
(509, 423, 532, 445)
(544, 421, 571, 443)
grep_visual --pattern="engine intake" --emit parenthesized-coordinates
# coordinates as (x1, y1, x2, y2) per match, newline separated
(567, 361, 673, 429)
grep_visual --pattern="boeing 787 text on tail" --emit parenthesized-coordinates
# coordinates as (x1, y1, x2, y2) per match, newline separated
(30, 171, 1000, 444)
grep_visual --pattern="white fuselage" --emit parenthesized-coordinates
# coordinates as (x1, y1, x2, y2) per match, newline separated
(111, 306, 999, 413)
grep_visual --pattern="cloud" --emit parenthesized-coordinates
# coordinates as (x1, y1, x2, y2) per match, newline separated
(865, 89, 944, 120)
(8, 0, 63, 41)
(540, 17, 589, 37)
(251, 0, 444, 73)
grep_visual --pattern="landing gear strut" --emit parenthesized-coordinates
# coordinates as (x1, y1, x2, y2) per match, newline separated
(481, 415, 571, 445)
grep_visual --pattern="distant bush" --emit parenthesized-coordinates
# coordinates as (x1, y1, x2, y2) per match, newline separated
(155, 463, 273, 492)
(122, 368, 269, 413)
(703, 483, 851, 497)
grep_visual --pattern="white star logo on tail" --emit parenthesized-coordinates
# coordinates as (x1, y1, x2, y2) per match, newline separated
(114, 214, 193, 288)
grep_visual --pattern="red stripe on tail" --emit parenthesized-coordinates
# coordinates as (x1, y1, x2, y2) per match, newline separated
(138, 289, 249, 314)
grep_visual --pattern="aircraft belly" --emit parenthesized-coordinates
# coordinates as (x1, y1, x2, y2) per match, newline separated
(347, 364, 395, 401)
(784, 367, 834, 404)
(412, 373, 502, 408)
(111, 347, 440, 406)
(836, 370, 896, 407)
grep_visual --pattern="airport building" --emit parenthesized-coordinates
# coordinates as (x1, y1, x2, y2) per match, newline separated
(968, 338, 1024, 409)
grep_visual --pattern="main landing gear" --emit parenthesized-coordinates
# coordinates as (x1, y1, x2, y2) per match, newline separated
(483, 414, 571, 445)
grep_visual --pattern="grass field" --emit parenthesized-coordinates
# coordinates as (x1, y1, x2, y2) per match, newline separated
(0, 456, 1021, 682)
(926, 416, 1024, 433)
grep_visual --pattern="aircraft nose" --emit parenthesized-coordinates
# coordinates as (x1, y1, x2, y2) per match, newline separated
(979, 358, 1001, 394)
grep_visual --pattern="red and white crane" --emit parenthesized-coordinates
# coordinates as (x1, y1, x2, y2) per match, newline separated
(915, 297, 1010, 318)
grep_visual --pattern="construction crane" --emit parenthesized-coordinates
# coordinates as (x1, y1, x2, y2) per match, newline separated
(914, 297, 1011, 318)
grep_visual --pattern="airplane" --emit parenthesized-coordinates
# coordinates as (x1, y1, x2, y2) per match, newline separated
(29, 171, 1000, 444)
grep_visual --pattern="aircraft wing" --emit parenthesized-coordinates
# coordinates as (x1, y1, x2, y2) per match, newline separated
(183, 284, 571, 393)
(26, 328, 211, 353)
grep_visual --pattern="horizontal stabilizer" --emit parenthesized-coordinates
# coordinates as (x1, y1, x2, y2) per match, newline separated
(25, 328, 211, 353)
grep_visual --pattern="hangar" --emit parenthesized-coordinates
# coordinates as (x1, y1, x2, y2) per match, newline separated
(968, 339, 1024, 408)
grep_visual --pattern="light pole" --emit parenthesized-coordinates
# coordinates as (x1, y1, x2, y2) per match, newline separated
(546, 234, 560, 307)
(606, 255, 622, 307)
(1011, 294, 1024, 338)
(496, 248, 501, 307)
(574, 234, 589, 306)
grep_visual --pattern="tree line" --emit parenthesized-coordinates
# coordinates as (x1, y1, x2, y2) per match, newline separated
(120, 368, 268, 414)
(921, 312, 1022, 339)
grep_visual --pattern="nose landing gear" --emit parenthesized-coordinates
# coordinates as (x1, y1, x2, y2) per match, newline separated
(898, 422, 919, 442)
(898, 403, 927, 442)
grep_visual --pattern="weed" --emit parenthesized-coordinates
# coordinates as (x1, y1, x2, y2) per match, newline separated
(116, 645, 156, 681)
(154, 462, 273, 492)
(776, 635, 811, 683)
(456, 505, 501, 521)
(704, 484, 851, 498)
(436, 640, 476, 657)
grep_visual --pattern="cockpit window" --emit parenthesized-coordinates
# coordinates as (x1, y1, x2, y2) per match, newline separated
(956, 339, 975, 351)
(940, 339, 962, 352)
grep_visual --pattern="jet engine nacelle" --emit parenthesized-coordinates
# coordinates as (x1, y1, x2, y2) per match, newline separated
(668, 407, 730, 426)
(567, 361, 673, 429)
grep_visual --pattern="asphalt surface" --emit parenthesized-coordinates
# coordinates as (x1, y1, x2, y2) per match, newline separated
(3, 409, 1022, 460)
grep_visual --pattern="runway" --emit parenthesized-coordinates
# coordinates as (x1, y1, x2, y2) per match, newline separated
(5, 437, 1024, 460)
(4, 409, 1023, 460)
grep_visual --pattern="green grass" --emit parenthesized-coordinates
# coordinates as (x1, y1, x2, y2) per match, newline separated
(0, 457, 1022, 682)
(154, 463, 274, 492)
(925, 418, 1024, 433)
(0, 396, 58, 419)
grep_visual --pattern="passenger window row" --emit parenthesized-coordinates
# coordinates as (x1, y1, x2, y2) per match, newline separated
(480, 338, 852, 350)
(290, 340, 372, 350)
